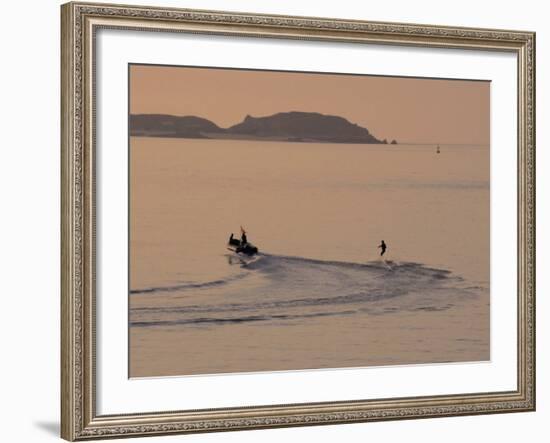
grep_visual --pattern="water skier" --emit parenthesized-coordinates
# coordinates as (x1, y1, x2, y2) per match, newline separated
(378, 240, 387, 257)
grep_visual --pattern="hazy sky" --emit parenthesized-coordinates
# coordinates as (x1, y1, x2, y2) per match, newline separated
(130, 64, 490, 145)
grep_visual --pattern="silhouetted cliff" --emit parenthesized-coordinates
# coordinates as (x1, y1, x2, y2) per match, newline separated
(130, 111, 392, 144)
(130, 114, 223, 138)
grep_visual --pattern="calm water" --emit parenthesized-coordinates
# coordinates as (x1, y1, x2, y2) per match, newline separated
(129, 137, 489, 377)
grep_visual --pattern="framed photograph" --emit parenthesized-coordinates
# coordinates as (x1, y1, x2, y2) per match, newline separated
(61, 1, 536, 440)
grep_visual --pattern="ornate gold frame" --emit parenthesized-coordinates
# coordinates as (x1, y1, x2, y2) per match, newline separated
(61, 2, 536, 440)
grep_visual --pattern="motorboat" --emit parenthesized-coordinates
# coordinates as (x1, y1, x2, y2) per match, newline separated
(227, 233, 259, 256)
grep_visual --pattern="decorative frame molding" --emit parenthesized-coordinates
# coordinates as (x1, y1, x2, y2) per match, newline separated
(61, 2, 535, 440)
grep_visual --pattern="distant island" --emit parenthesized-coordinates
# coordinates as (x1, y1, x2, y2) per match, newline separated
(130, 111, 397, 145)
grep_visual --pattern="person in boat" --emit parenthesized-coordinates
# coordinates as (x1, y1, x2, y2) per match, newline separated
(240, 226, 248, 246)
(378, 240, 387, 256)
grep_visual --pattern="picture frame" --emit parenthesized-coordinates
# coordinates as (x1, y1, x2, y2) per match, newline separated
(61, 1, 536, 440)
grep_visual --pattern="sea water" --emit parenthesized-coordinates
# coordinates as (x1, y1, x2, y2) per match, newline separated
(129, 137, 489, 377)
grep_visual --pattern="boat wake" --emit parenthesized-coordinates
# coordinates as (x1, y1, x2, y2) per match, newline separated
(130, 253, 484, 328)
